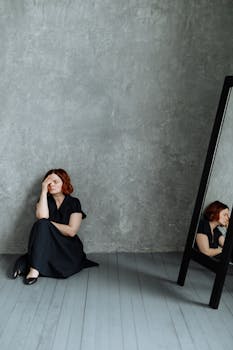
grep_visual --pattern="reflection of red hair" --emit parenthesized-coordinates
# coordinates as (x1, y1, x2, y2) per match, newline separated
(43, 169, 74, 195)
(204, 201, 228, 221)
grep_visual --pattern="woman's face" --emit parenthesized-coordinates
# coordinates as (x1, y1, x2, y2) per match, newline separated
(47, 173, 63, 195)
(218, 208, 229, 227)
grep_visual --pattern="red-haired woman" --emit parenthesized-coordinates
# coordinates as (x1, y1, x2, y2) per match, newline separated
(12, 169, 98, 285)
(196, 201, 229, 257)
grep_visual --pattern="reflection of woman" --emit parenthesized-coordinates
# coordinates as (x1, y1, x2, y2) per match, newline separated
(12, 168, 98, 285)
(196, 201, 229, 257)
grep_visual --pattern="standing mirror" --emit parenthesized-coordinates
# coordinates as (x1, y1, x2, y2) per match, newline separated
(177, 76, 233, 309)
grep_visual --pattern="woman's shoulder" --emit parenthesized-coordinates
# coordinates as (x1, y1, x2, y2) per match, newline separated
(67, 194, 83, 203)
(64, 195, 81, 206)
(197, 217, 210, 234)
(65, 195, 87, 219)
(66, 194, 80, 201)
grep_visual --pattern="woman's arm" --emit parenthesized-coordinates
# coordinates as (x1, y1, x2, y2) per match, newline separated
(51, 212, 82, 237)
(36, 176, 52, 219)
(196, 233, 222, 256)
(218, 235, 225, 248)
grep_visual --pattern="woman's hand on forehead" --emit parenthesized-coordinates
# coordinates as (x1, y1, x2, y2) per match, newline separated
(47, 174, 61, 182)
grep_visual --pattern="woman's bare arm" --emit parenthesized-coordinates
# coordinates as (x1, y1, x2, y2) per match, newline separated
(35, 176, 53, 219)
(196, 233, 222, 256)
(218, 235, 225, 248)
(51, 212, 83, 237)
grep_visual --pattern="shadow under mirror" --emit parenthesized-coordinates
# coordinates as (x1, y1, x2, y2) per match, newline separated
(177, 77, 233, 309)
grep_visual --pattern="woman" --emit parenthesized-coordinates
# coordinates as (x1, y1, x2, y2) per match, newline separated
(196, 200, 229, 257)
(12, 168, 98, 285)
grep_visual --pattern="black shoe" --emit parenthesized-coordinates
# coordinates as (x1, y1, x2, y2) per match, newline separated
(11, 269, 22, 279)
(11, 262, 23, 279)
(24, 277, 38, 285)
(11, 254, 28, 279)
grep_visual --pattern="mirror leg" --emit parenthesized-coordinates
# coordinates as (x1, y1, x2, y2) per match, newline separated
(177, 250, 191, 286)
(209, 269, 228, 309)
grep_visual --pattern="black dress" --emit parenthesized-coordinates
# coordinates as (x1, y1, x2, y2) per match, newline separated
(196, 218, 223, 249)
(15, 195, 98, 278)
(194, 218, 223, 260)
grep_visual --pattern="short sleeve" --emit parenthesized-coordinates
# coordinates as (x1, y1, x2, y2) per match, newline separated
(197, 219, 205, 233)
(70, 197, 87, 219)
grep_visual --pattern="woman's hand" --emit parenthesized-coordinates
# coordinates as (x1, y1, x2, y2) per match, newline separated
(36, 176, 52, 219)
(41, 176, 53, 194)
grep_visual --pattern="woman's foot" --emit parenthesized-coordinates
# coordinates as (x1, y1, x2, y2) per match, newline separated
(24, 267, 39, 285)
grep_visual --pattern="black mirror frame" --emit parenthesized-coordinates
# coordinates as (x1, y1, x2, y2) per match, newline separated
(177, 76, 233, 309)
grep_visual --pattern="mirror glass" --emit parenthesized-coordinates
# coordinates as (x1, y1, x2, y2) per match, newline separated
(204, 87, 233, 206)
(194, 86, 233, 254)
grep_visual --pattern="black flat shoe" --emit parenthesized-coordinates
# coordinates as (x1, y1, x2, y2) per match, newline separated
(11, 254, 29, 279)
(11, 261, 23, 279)
(11, 269, 22, 279)
(24, 277, 38, 285)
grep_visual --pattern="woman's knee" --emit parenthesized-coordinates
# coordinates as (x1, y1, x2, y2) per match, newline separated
(34, 218, 50, 230)
(37, 218, 50, 225)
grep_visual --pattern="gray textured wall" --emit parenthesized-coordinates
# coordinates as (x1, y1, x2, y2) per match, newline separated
(1, 0, 233, 253)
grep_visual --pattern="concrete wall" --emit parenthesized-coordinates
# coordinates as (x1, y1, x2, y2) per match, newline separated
(1, 0, 233, 253)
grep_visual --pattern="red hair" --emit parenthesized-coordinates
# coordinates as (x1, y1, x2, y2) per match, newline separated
(204, 201, 228, 221)
(43, 168, 74, 195)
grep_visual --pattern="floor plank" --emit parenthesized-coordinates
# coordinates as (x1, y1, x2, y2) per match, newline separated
(1, 253, 233, 350)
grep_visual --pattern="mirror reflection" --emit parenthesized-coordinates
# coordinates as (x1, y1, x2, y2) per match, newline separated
(195, 200, 229, 257)
(194, 87, 233, 260)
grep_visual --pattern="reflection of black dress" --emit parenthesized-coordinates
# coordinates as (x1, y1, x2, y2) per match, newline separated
(196, 219, 223, 249)
(15, 195, 98, 278)
(195, 218, 223, 259)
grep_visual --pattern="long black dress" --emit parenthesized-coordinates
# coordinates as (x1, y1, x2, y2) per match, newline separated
(15, 195, 98, 278)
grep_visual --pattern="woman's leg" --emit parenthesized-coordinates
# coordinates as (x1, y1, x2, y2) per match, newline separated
(26, 218, 52, 282)
(26, 267, 39, 278)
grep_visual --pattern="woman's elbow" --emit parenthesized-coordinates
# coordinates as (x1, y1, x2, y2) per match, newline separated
(197, 245, 211, 256)
(68, 221, 81, 237)
(201, 249, 211, 256)
(67, 226, 78, 237)
(68, 230, 77, 237)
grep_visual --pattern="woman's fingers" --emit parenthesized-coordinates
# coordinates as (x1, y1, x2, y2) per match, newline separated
(42, 176, 53, 192)
(43, 176, 53, 185)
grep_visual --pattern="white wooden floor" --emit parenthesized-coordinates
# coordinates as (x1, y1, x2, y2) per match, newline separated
(1, 253, 233, 350)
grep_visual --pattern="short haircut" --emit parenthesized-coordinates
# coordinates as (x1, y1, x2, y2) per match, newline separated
(204, 200, 229, 221)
